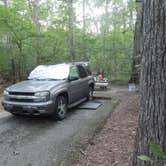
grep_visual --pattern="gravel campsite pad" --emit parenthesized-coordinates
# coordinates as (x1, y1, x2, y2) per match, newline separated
(76, 89, 139, 166)
(0, 85, 139, 166)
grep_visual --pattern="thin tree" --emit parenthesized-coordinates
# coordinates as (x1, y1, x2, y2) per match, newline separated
(102, 0, 109, 56)
(133, 0, 166, 165)
(101, 0, 109, 75)
(33, 0, 40, 65)
(68, 0, 75, 61)
(3, 0, 16, 82)
(82, 0, 87, 60)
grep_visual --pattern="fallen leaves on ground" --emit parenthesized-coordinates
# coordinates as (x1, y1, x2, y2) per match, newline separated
(76, 90, 139, 166)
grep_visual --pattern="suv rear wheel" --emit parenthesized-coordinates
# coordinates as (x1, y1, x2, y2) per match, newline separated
(53, 95, 67, 120)
(87, 86, 93, 100)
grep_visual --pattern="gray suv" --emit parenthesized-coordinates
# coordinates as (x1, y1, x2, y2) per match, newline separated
(2, 63, 94, 120)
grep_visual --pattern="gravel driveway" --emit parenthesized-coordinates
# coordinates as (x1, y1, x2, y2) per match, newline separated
(0, 97, 116, 166)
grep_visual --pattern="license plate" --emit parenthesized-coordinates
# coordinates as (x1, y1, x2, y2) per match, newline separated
(13, 106, 23, 111)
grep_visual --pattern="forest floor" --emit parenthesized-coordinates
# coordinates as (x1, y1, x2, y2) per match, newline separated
(75, 86, 139, 166)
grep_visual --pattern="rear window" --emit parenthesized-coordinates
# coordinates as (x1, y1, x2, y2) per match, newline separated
(77, 65, 88, 78)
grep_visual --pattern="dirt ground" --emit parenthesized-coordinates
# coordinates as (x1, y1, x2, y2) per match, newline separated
(0, 84, 139, 166)
(76, 87, 139, 166)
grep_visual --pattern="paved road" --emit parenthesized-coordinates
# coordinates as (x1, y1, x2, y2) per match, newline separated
(0, 100, 115, 166)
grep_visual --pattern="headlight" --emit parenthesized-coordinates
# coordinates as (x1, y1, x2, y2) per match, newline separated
(3, 90, 9, 100)
(4, 90, 9, 96)
(35, 91, 49, 97)
(35, 91, 50, 102)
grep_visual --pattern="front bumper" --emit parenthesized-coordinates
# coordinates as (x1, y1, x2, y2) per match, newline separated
(2, 100, 54, 116)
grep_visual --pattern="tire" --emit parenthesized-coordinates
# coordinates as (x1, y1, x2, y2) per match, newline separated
(11, 113, 20, 116)
(87, 86, 94, 101)
(53, 95, 67, 120)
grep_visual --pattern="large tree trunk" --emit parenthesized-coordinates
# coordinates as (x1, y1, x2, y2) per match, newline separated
(129, 0, 142, 83)
(133, 0, 166, 166)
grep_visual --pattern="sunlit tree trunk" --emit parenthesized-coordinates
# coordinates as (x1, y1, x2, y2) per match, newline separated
(128, 0, 135, 30)
(68, 0, 75, 61)
(133, 0, 166, 165)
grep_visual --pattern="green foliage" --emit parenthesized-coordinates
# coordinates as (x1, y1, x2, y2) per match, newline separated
(149, 142, 165, 158)
(0, 0, 135, 82)
(138, 142, 166, 166)
(138, 155, 152, 161)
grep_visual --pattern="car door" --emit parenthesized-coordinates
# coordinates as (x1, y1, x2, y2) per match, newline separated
(68, 66, 82, 104)
(77, 65, 89, 98)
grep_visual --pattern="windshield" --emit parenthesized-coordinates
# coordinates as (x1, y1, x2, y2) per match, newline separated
(28, 64, 70, 80)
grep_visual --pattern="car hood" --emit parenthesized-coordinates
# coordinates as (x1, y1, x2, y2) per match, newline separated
(7, 80, 65, 93)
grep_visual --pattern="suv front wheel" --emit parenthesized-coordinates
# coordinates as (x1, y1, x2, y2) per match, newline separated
(53, 95, 67, 120)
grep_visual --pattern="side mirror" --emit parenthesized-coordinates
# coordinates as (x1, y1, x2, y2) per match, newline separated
(68, 76, 79, 81)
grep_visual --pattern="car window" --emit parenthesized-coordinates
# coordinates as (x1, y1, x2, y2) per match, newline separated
(77, 65, 88, 78)
(69, 66, 79, 77)
(85, 67, 92, 75)
(28, 64, 70, 80)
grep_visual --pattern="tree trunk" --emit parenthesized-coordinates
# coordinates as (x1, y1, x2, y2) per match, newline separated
(9, 36, 16, 83)
(102, 0, 109, 58)
(17, 42, 23, 81)
(2, 0, 7, 6)
(82, 0, 87, 60)
(3, 0, 16, 82)
(129, 0, 142, 83)
(11, 57, 16, 83)
(68, 0, 75, 61)
(133, 1, 166, 166)
(33, 0, 40, 65)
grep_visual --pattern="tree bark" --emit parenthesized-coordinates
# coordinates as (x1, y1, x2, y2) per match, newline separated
(33, 0, 40, 65)
(2, 0, 7, 6)
(133, 0, 166, 166)
(102, 0, 109, 58)
(68, 0, 75, 61)
(129, 0, 142, 83)
(3, 0, 16, 82)
(82, 0, 87, 60)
